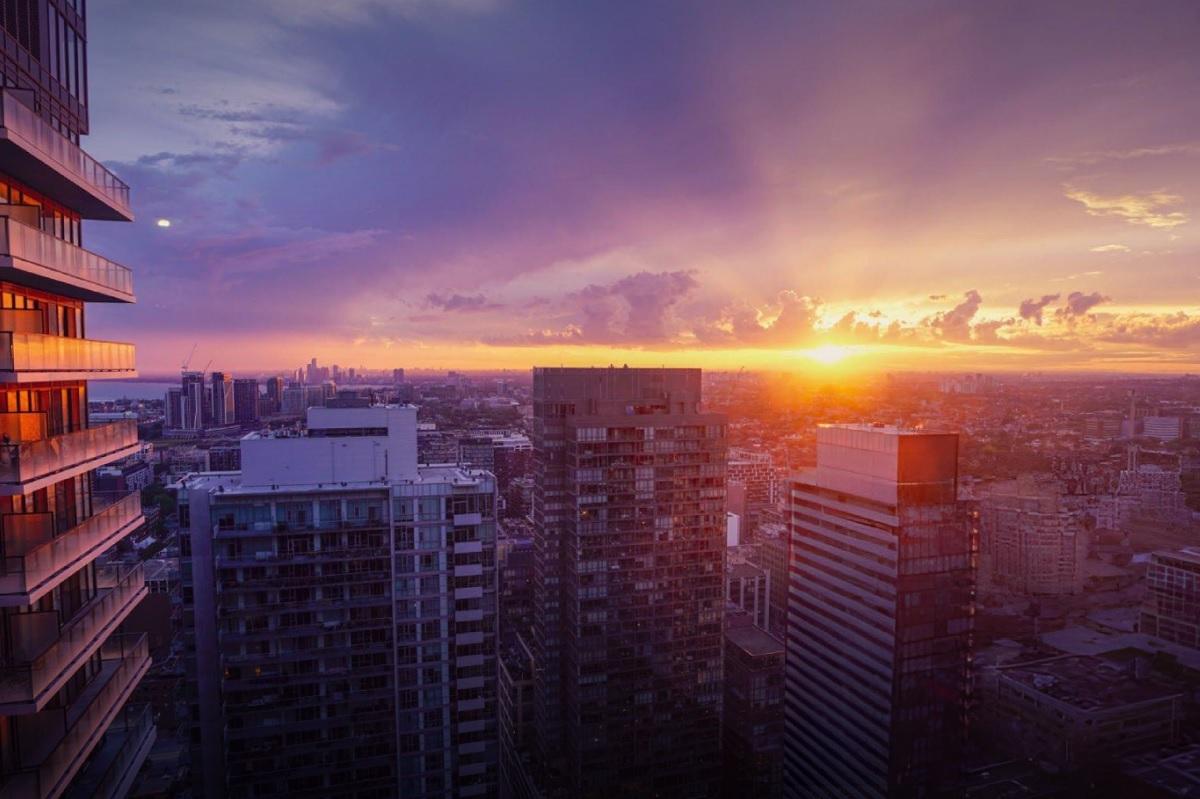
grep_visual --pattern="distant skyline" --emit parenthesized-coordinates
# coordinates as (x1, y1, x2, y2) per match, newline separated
(83, 0, 1199, 373)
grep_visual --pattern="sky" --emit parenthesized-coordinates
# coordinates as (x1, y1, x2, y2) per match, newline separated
(81, 0, 1200, 375)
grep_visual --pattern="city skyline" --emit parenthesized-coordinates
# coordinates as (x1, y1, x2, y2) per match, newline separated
(74, 0, 1199, 373)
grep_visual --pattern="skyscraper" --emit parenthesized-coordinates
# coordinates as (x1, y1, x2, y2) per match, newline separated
(0, 2, 152, 795)
(265, 376, 284, 414)
(210, 371, 234, 426)
(180, 405, 499, 799)
(785, 425, 975, 798)
(181, 370, 206, 431)
(232, 377, 260, 424)
(520, 367, 726, 798)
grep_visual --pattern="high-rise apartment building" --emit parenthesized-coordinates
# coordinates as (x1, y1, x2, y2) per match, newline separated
(785, 425, 975, 798)
(0, 3, 152, 796)
(232, 378, 260, 425)
(1140, 548, 1200, 649)
(264, 376, 284, 414)
(210, 371, 233, 426)
(180, 371, 206, 431)
(180, 405, 499, 799)
(520, 367, 726, 799)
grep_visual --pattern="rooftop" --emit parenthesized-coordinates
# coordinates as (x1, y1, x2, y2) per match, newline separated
(1000, 654, 1182, 711)
(1122, 744, 1200, 797)
(727, 562, 767, 581)
(1154, 547, 1200, 567)
(725, 625, 784, 658)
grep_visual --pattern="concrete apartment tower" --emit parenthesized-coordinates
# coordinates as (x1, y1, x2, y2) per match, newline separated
(785, 425, 975, 798)
(0, 2, 152, 797)
(515, 367, 727, 799)
(180, 405, 499, 799)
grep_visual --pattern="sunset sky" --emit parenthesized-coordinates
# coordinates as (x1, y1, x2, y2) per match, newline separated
(83, 0, 1200, 375)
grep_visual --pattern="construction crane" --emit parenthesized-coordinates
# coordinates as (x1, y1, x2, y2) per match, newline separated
(201, 359, 213, 378)
(181, 342, 198, 373)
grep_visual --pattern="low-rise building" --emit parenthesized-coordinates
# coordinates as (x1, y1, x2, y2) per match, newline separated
(992, 654, 1183, 772)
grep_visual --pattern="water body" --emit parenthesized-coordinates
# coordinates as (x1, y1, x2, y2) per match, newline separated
(89, 381, 174, 402)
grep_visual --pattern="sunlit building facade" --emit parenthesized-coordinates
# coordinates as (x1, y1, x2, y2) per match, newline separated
(0, 2, 152, 797)
(785, 425, 975, 798)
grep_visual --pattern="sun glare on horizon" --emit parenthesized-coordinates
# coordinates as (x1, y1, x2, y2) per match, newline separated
(803, 344, 856, 365)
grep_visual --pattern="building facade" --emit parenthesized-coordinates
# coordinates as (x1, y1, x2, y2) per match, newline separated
(785, 425, 975, 798)
(210, 372, 233, 427)
(1141, 548, 1200, 649)
(232, 378, 259, 425)
(522, 367, 726, 799)
(0, 2, 152, 796)
(978, 478, 1086, 595)
(180, 406, 499, 799)
(723, 625, 784, 799)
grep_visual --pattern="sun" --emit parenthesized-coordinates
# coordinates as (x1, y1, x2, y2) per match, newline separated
(804, 344, 854, 365)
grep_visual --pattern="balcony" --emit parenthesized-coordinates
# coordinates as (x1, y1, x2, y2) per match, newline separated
(0, 563, 146, 713)
(0, 634, 150, 799)
(62, 704, 155, 799)
(0, 332, 136, 382)
(0, 420, 140, 496)
(0, 218, 133, 303)
(0, 494, 145, 605)
(0, 90, 132, 221)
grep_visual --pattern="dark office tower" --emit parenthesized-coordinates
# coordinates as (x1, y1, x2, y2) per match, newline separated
(785, 425, 975, 799)
(232, 378, 260, 424)
(723, 625, 785, 799)
(210, 371, 233, 426)
(524, 367, 726, 799)
(0, 3, 152, 797)
(264, 376, 284, 414)
(393, 368, 405, 384)
(180, 406, 499, 799)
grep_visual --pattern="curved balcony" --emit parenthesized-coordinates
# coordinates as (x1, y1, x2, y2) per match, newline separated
(0, 634, 150, 799)
(0, 562, 147, 712)
(0, 420, 140, 496)
(0, 493, 145, 605)
(0, 90, 133, 221)
(0, 218, 133, 303)
(0, 333, 136, 382)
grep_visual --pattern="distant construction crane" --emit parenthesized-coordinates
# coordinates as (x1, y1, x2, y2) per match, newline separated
(181, 342, 198, 373)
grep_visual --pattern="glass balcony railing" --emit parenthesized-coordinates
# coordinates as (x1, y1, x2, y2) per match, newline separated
(0, 218, 133, 302)
(0, 562, 146, 709)
(0, 493, 144, 603)
(62, 703, 154, 799)
(0, 634, 150, 799)
(0, 420, 139, 489)
(0, 91, 132, 221)
(0, 333, 136, 376)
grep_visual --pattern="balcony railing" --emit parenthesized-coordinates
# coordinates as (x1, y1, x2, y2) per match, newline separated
(0, 493, 144, 603)
(0, 634, 150, 799)
(0, 90, 133, 221)
(0, 420, 139, 491)
(0, 218, 134, 303)
(62, 703, 154, 799)
(0, 562, 146, 710)
(0, 333, 136, 378)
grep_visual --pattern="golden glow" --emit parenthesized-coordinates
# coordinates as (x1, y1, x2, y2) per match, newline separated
(803, 344, 855, 365)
